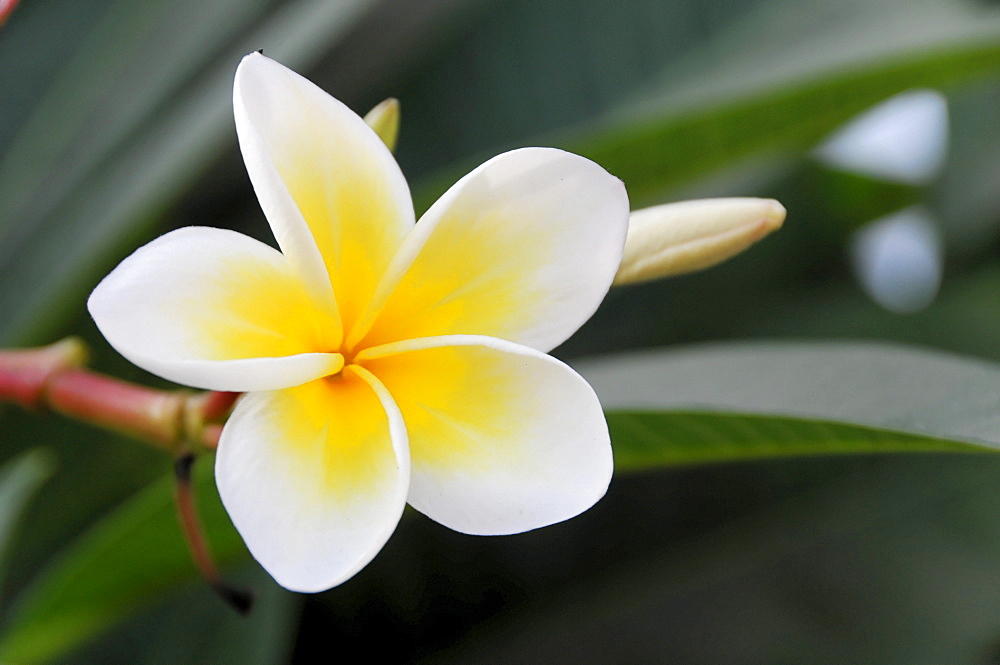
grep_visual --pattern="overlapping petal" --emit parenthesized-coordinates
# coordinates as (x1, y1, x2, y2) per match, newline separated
(358, 335, 613, 535)
(215, 366, 410, 592)
(349, 148, 629, 352)
(234, 53, 415, 331)
(87, 227, 343, 392)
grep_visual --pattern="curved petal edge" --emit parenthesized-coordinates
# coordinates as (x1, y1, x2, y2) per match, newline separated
(360, 334, 613, 535)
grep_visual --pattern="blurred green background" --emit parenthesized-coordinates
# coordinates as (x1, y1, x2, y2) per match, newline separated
(5, 0, 1000, 662)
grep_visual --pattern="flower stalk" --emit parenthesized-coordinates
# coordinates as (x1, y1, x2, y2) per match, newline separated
(0, 337, 88, 408)
(0, 338, 232, 453)
(0, 0, 21, 26)
(174, 453, 254, 614)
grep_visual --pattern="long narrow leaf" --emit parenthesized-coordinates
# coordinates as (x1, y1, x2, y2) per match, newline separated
(610, 411, 990, 472)
(413, 0, 1000, 211)
(0, 450, 55, 595)
(579, 341, 1000, 450)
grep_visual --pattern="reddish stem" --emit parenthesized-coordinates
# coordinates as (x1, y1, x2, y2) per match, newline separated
(200, 423, 223, 450)
(0, 0, 21, 25)
(0, 338, 88, 408)
(200, 391, 241, 423)
(1, 338, 250, 611)
(174, 455, 219, 581)
(0, 338, 237, 452)
(174, 454, 253, 614)
(46, 369, 186, 450)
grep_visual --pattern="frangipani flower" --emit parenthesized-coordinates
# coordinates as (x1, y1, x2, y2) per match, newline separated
(88, 53, 628, 592)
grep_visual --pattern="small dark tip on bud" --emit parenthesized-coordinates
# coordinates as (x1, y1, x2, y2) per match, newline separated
(255, 48, 264, 55)
(174, 453, 195, 483)
(213, 582, 255, 615)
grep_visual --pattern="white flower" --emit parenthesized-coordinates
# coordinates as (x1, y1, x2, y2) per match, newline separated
(88, 53, 628, 592)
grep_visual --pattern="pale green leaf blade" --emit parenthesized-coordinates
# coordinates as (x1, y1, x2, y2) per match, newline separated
(579, 342, 1000, 450)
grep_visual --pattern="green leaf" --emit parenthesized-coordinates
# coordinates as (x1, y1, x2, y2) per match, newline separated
(412, 0, 1000, 211)
(0, 0, 271, 240)
(0, 0, 376, 346)
(62, 566, 300, 665)
(0, 456, 245, 665)
(0, 450, 56, 592)
(579, 341, 1000, 451)
(609, 411, 990, 472)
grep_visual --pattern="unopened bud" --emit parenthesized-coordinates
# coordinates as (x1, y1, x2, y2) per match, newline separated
(363, 98, 400, 153)
(613, 197, 786, 286)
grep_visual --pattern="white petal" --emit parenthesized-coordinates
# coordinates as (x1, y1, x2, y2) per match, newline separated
(350, 147, 629, 352)
(216, 366, 409, 593)
(359, 335, 613, 535)
(234, 53, 414, 331)
(88, 227, 342, 392)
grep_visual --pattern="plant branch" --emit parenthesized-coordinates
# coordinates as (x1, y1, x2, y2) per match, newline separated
(1, 338, 250, 611)
(174, 453, 254, 614)
(0, 338, 235, 452)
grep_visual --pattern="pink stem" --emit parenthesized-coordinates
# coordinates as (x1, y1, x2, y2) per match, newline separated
(0, 0, 21, 25)
(174, 454, 253, 614)
(46, 369, 187, 450)
(0, 338, 237, 451)
(1, 338, 249, 609)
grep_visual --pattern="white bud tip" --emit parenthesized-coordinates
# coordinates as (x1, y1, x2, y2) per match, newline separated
(613, 197, 786, 286)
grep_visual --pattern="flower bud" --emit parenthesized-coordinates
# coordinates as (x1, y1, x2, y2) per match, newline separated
(363, 98, 400, 153)
(613, 197, 786, 285)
